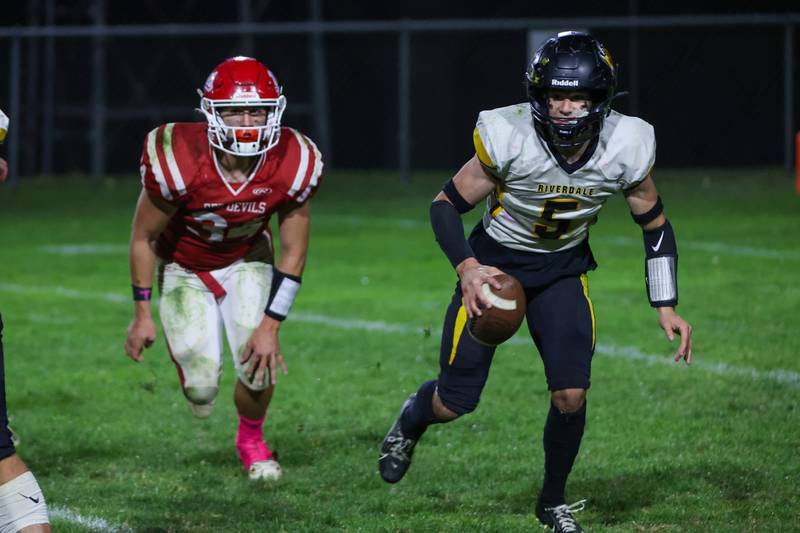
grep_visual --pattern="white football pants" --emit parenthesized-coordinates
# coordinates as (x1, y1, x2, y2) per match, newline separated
(159, 260, 273, 404)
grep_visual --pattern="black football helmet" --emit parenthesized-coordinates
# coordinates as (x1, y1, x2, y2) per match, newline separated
(526, 31, 617, 148)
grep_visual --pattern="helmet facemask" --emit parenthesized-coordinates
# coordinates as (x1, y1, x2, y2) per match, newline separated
(529, 87, 611, 148)
(200, 95, 287, 157)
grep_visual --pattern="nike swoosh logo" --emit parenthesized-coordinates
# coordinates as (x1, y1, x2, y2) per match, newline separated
(651, 231, 664, 252)
(18, 493, 40, 504)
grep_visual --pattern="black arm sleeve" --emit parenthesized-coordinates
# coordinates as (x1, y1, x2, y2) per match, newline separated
(430, 200, 475, 269)
(642, 219, 678, 307)
(442, 179, 475, 214)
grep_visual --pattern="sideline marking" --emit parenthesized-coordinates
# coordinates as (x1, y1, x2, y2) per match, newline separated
(35, 233, 799, 260)
(1, 282, 797, 389)
(50, 505, 132, 532)
(594, 235, 800, 260)
(39, 244, 128, 255)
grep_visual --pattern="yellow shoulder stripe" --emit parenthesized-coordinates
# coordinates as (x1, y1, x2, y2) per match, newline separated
(473, 127, 495, 168)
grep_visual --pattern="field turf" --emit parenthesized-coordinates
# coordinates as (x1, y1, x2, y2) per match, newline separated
(0, 169, 798, 532)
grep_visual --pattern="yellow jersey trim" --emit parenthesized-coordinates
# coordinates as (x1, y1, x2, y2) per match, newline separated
(491, 185, 504, 218)
(473, 127, 495, 168)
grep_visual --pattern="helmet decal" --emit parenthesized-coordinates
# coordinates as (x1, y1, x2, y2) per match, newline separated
(598, 45, 615, 73)
(203, 71, 217, 94)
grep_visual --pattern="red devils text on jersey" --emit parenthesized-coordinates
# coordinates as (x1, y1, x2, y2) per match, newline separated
(140, 122, 323, 271)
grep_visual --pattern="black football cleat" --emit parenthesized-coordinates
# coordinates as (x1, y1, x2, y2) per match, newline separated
(379, 394, 418, 483)
(536, 499, 586, 533)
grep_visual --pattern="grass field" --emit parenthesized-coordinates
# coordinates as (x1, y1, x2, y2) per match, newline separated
(0, 169, 798, 532)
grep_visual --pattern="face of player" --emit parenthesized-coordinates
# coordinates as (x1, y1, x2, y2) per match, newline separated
(547, 90, 592, 123)
(217, 107, 269, 127)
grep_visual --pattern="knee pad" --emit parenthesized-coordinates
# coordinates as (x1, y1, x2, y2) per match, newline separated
(236, 366, 271, 392)
(184, 386, 219, 406)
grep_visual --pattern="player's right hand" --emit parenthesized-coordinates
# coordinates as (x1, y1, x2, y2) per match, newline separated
(0, 158, 8, 183)
(456, 258, 505, 319)
(125, 317, 156, 362)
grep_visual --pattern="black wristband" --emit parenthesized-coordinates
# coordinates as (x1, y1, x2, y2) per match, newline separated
(430, 200, 475, 268)
(264, 269, 302, 321)
(132, 285, 152, 301)
(631, 196, 664, 226)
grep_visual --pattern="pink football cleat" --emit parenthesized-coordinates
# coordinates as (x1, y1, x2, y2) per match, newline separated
(236, 420, 281, 481)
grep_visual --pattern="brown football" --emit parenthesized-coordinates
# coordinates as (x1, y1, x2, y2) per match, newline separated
(467, 273, 526, 346)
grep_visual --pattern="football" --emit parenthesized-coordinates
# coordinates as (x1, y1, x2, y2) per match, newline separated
(467, 273, 526, 346)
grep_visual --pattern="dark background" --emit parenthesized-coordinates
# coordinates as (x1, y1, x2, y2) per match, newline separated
(1, 1, 798, 175)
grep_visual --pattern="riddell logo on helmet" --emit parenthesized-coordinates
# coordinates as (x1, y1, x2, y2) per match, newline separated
(551, 78, 579, 87)
(232, 87, 259, 99)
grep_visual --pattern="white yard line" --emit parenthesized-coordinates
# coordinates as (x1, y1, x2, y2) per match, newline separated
(49, 506, 132, 532)
(35, 232, 799, 260)
(39, 244, 128, 255)
(0, 283, 127, 303)
(593, 235, 800, 260)
(593, 341, 800, 387)
(293, 312, 412, 333)
(330, 215, 800, 260)
(1, 282, 797, 389)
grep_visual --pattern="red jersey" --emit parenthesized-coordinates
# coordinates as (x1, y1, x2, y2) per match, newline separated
(140, 122, 322, 271)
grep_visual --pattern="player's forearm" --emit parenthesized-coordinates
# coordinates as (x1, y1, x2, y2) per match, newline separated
(430, 199, 475, 269)
(264, 240, 307, 323)
(130, 237, 157, 285)
(276, 204, 311, 278)
(641, 219, 678, 308)
(129, 238, 157, 317)
(276, 247, 307, 278)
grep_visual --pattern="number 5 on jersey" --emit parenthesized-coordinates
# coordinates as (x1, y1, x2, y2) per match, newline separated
(533, 199, 580, 239)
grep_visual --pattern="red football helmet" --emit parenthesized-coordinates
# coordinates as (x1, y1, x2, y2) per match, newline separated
(199, 56, 287, 156)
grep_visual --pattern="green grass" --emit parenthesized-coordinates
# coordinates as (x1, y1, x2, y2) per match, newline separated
(0, 169, 798, 532)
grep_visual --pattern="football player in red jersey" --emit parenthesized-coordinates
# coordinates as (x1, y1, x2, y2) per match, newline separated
(0, 108, 8, 183)
(124, 57, 323, 481)
(0, 109, 52, 531)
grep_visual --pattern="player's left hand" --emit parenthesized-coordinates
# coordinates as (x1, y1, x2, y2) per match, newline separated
(241, 317, 288, 386)
(657, 307, 693, 365)
(0, 158, 8, 183)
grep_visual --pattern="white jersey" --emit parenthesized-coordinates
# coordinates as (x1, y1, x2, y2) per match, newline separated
(474, 104, 655, 253)
(0, 108, 8, 143)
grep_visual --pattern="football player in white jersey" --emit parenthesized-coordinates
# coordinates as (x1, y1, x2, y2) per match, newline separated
(379, 32, 693, 532)
(0, 109, 51, 532)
